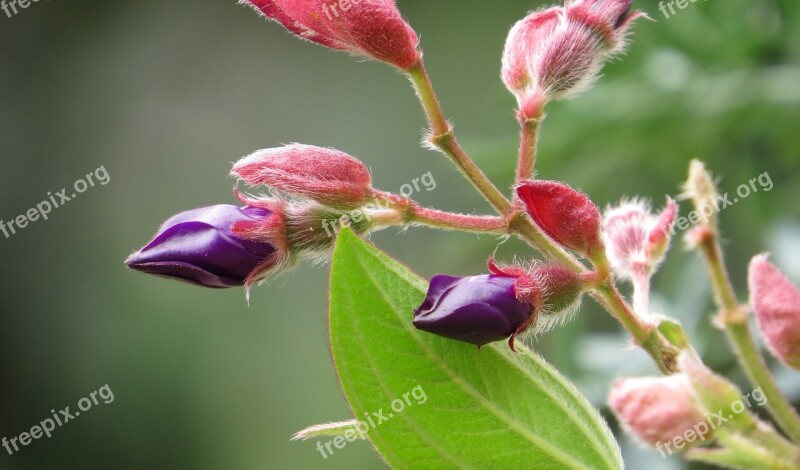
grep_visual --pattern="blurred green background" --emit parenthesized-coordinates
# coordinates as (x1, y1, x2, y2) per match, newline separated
(1, 0, 798, 468)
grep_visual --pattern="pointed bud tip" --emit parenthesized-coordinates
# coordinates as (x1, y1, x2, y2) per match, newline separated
(244, 0, 420, 70)
(126, 205, 281, 289)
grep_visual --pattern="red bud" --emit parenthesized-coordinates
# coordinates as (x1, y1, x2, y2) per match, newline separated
(517, 180, 602, 257)
(243, 0, 420, 70)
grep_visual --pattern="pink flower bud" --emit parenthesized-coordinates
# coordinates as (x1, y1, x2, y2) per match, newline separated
(602, 198, 677, 281)
(501, 0, 643, 118)
(231, 144, 373, 209)
(749, 254, 800, 369)
(608, 374, 708, 448)
(243, 0, 420, 70)
(501, 7, 561, 97)
(517, 180, 602, 258)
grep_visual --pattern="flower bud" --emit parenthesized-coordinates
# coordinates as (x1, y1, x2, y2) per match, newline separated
(602, 198, 677, 281)
(125, 205, 284, 289)
(489, 259, 586, 333)
(748, 254, 800, 369)
(501, 0, 643, 118)
(501, 7, 561, 98)
(681, 160, 719, 229)
(243, 0, 420, 70)
(413, 274, 535, 348)
(608, 374, 708, 448)
(232, 144, 373, 209)
(517, 180, 603, 258)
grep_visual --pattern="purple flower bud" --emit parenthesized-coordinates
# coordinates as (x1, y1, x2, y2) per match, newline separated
(126, 205, 277, 288)
(413, 274, 534, 347)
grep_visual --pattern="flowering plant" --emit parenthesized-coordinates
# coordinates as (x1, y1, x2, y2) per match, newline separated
(126, 0, 800, 467)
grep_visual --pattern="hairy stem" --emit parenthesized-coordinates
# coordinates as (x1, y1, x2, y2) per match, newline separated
(407, 62, 511, 215)
(631, 268, 651, 318)
(369, 191, 508, 235)
(516, 119, 540, 183)
(697, 232, 800, 443)
(688, 428, 798, 470)
(594, 282, 679, 374)
(410, 206, 508, 234)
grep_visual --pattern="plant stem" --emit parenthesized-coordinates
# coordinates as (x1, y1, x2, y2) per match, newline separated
(631, 268, 651, 317)
(687, 428, 799, 470)
(697, 231, 800, 443)
(595, 282, 679, 373)
(516, 119, 540, 183)
(369, 191, 508, 235)
(409, 206, 507, 234)
(407, 62, 511, 215)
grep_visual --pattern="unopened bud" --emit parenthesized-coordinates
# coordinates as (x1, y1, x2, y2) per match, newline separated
(413, 274, 535, 348)
(243, 0, 420, 70)
(602, 198, 677, 281)
(125, 204, 286, 289)
(501, 0, 643, 118)
(681, 160, 719, 228)
(749, 254, 800, 370)
(608, 374, 708, 448)
(232, 144, 373, 209)
(517, 180, 603, 258)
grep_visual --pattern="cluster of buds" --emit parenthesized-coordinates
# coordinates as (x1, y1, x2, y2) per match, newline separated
(514, 179, 679, 317)
(412, 259, 588, 350)
(608, 352, 775, 457)
(242, 0, 420, 70)
(127, 144, 387, 291)
(501, 0, 644, 120)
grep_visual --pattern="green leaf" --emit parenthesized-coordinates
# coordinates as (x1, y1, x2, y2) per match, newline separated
(328, 229, 622, 469)
(657, 317, 691, 350)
